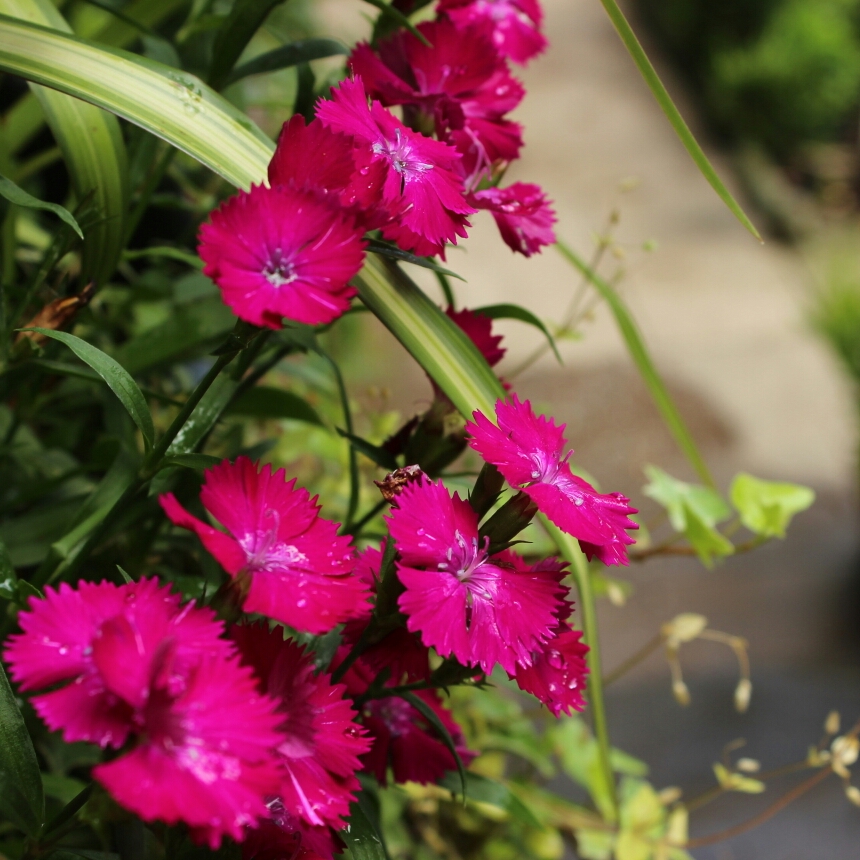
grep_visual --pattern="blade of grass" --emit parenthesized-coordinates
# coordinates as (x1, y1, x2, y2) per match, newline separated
(597, 0, 761, 242)
(556, 239, 715, 488)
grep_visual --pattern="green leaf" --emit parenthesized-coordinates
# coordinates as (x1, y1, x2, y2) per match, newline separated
(163, 453, 222, 471)
(730, 472, 815, 538)
(596, 0, 761, 241)
(226, 386, 322, 425)
(474, 302, 562, 363)
(576, 829, 616, 860)
(208, 0, 289, 91)
(356, 257, 505, 421)
(643, 466, 733, 567)
(0, 660, 45, 837)
(438, 772, 542, 828)
(227, 38, 348, 85)
(361, 0, 431, 46)
(367, 239, 465, 281)
(400, 691, 467, 799)
(557, 242, 716, 488)
(24, 329, 155, 451)
(42, 781, 93, 836)
(0, 172, 82, 237)
(336, 428, 398, 471)
(1, 0, 129, 286)
(122, 245, 202, 268)
(340, 795, 388, 860)
(0, 12, 275, 190)
(41, 773, 87, 804)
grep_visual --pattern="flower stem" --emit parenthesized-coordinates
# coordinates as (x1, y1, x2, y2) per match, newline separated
(546, 520, 618, 822)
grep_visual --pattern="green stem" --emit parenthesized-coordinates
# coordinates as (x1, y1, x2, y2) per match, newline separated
(547, 521, 618, 822)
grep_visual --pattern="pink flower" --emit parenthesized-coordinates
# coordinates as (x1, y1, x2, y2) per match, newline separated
(466, 396, 639, 565)
(338, 657, 474, 785)
(342, 545, 431, 683)
(447, 306, 506, 368)
(511, 625, 589, 717)
(231, 626, 369, 840)
(4, 579, 284, 847)
(3, 578, 231, 747)
(159, 457, 370, 634)
(268, 114, 381, 223)
(198, 183, 365, 329)
(388, 477, 568, 674)
(316, 76, 474, 256)
(470, 183, 556, 256)
(349, 21, 524, 182)
(440, 0, 548, 65)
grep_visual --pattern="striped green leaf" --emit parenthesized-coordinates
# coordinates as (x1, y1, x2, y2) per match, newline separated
(0, 0, 129, 286)
(0, 12, 275, 190)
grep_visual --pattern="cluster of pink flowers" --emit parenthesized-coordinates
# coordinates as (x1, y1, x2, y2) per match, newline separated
(1, 1, 645, 852)
(199, 0, 556, 330)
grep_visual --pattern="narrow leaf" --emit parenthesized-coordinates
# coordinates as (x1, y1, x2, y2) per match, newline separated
(42, 782, 94, 837)
(163, 453, 222, 470)
(475, 302, 562, 363)
(400, 690, 467, 799)
(361, 0, 431, 46)
(336, 428, 398, 471)
(0, 172, 82, 237)
(597, 0, 761, 241)
(208, 0, 289, 90)
(1, 0, 130, 286)
(227, 38, 348, 85)
(24, 329, 155, 450)
(438, 772, 542, 828)
(0, 661, 45, 837)
(368, 239, 465, 280)
(556, 242, 716, 488)
(0, 539, 17, 601)
(226, 386, 322, 425)
(340, 796, 388, 860)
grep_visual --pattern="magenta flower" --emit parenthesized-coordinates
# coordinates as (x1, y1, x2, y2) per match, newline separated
(268, 114, 381, 224)
(231, 626, 369, 838)
(388, 477, 568, 674)
(3, 578, 232, 747)
(470, 182, 557, 256)
(4, 579, 284, 847)
(512, 625, 589, 717)
(439, 0, 548, 65)
(316, 76, 474, 257)
(160, 457, 370, 634)
(198, 183, 365, 329)
(349, 20, 524, 182)
(467, 396, 639, 565)
(341, 545, 431, 683)
(447, 306, 506, 368)
(337, 656, 474, 785)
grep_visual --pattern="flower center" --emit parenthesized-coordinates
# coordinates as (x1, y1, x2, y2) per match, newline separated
(263, 250, 297, 287)
(372, 128, 432, 181)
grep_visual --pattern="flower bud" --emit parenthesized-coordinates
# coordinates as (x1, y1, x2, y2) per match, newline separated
(846, 785, 860, 807)
(662, 613, 707, 646)
(672, 679, 691, 707)
(734, 678, 752, 713)
(826, 710, 841, 736)
(831, 735, 859, 778)
(736, 757, 760, 773)
(375, 465, 426, 503)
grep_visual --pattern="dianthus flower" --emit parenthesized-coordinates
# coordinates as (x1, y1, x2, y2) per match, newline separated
(4, 579, 284, 847)
(268, 114, 382, 226)
(511, 624, 589, 717)
(439, 0, 548, 65)
(338, 655, 474, 785)
(231, 625, 369, 853)
(388, 477, 568, 674)
(160, 457, 370, 633)
(447, 306, 506, 368)
(316, 76, 474, 257)
(466, 396, 639, 565)
(470, 182, 557, 256)
(198, 183, 365, 329)
(342, 545, 431, 683)
(349, 20, 524, 182)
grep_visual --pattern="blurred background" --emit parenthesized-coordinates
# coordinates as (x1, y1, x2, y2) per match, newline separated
(309, 0, 860, 856)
